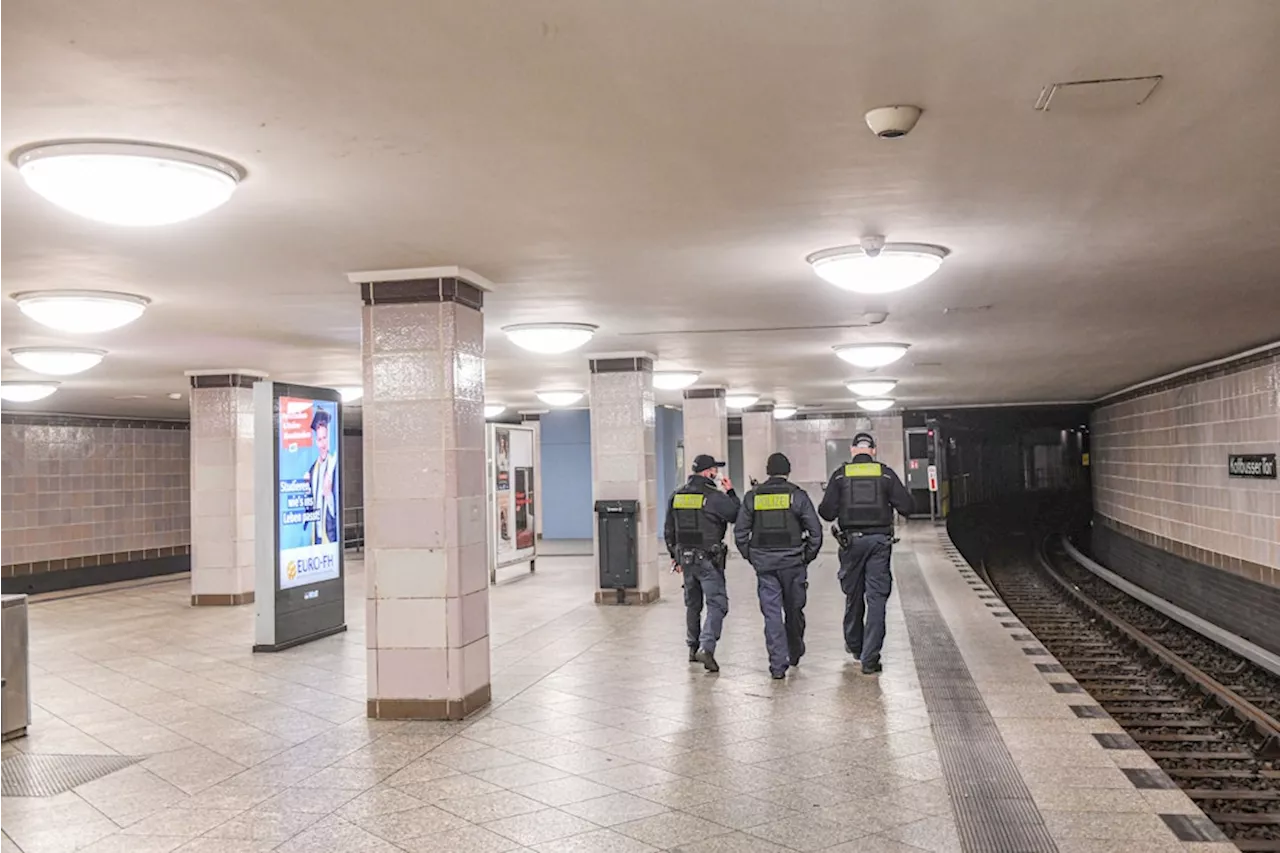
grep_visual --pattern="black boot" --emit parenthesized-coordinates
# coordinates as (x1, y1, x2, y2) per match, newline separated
(688, 647, 699, 663)
(696, 649, 720, 673)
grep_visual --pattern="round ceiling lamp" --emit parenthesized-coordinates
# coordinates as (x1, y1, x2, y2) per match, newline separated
(10, 347, 106, 376)
(833, 343, 910, 368)
(336, 387, 363, 403)
(725, 394, 759, 409)
(773, 407, 797, 420)
(652, 371, 700, 391)
(806, 236, 948, 294)
(857, 398, 896, 412)
(536, 390, 585, 407)
(484, 403, 507, 418)
(12, 291, 150, 334)
(15, 141, 243, 226)
(1, 381, 60, 403)
(846, 379, 898, 397)
(502, 323, 597, 354)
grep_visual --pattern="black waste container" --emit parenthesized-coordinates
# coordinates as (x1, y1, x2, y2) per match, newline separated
(594, 500, 640, 590)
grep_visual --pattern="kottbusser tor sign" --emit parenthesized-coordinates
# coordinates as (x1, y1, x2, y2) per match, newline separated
(1228, 453, 1277, 479)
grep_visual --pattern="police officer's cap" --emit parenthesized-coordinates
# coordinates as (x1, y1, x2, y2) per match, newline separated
(766, 452, 791, 476)
(852, 432, 876, 449)
(692, 454, 726, 473)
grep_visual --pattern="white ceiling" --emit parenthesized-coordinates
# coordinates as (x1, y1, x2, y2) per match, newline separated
(3, 0, 1279, 418)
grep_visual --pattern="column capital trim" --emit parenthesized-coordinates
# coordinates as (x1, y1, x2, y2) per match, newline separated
(186, 370, 267, 389)
(683, 387, 726, 399)
(357, 276, 485, 310)
(347, 265, 494, 289)
(589, 356, 654, 374)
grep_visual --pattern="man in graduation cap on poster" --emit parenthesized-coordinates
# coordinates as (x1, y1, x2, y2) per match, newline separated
(305, 406, 340, 546)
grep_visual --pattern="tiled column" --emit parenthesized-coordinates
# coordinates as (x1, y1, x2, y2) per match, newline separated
(589, 355, 660, 604)
(353, 268, 490, 720)
(741, 405, 777, 485)
(186, 371, 264, 606)
(682, 388, 728, 471)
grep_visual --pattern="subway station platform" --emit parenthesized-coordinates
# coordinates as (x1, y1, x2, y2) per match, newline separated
(1, 527, 1239, 853)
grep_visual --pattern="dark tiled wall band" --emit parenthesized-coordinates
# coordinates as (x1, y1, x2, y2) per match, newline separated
(1090, 518, 1280, 656)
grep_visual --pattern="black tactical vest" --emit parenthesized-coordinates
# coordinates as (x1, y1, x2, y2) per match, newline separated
(838, 462, 894, 528)
(672, 484, 720, 549)
(750, 482, 803, 549)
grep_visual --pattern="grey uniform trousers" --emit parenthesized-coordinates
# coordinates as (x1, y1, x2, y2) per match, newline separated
(837, 533, 894, 666)
(756, 565, 808, 674)
(683, 556, 728, 655)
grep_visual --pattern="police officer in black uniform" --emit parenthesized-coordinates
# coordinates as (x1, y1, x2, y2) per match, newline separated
(735, 453, 823, 679)
(819, 433, 913, 674)
(664, 454, 741, 673)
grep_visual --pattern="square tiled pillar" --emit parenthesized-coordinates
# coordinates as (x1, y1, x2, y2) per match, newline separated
(187, 371, 263, 606)
(353, 267, 491, 720)
(682, 388, 728, 471)
(741, 406, 777, 485)
(589, 355, 660, 604)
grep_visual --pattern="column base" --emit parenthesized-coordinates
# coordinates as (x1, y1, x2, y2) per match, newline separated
(594, 586, 661, 605)
(191, 592, 254, 606)
(367, 684, 491, 720)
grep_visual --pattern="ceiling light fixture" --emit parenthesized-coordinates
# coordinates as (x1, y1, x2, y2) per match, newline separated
(536, 390, 585, 407)
(652, 371, 700, 390)
(10, 347, 106, 376)
(336, 387, 363, 403)
(502, 323, 597, 354)
(1, 381, 60, 403)
(725, 394, 759, 409)
(806, 236, 948, 294)
(484, 404, 507, 418)
(857, 398, 896, 412)
(15, 141, 242, 226)
(846, 379, 898, 397)
(833, 343, 910, 368)
(12, 291, 150, 333)
(773, 407, 797, 420)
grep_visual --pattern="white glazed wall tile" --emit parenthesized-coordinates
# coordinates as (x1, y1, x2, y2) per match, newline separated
(1093, 352, 1280, 572)
(1, 423, 191, 566)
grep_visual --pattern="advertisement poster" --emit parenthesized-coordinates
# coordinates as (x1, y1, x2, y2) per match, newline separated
(495, 428, 512, 553)
(515, 467, 534, 549)
(278, 396, 342, 590)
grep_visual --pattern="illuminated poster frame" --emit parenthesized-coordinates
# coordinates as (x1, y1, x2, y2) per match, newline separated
(486, 423, 537, 583)
(253, 381, 348, 652)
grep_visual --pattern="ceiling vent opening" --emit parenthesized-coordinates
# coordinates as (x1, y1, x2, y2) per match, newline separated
(1034, 75, 1162, 112)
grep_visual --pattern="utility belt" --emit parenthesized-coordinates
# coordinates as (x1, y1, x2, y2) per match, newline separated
(832, 525, 898, 549)
(678, 542, 726, 571)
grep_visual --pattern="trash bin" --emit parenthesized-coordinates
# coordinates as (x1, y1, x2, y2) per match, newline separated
(2, 594, 31, 741)
(594, 500, 640, 592)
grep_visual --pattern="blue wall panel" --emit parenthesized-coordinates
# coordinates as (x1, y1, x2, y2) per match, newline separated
(540, 410, 593, 539)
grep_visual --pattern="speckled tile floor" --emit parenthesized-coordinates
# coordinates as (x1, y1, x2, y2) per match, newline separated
(0, 525, 1239, 852)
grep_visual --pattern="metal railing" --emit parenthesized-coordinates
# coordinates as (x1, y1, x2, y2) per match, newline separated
(344, 506, 364, 552)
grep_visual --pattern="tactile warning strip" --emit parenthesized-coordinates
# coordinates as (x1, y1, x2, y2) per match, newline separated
(896, 552, 1060, 853)
(2, 753, 141, 797)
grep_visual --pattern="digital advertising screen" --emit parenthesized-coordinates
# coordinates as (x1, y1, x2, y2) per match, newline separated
(277, 395, 342, 590)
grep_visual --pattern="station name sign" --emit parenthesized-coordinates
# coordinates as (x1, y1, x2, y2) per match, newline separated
(1228, 453, 1276, 479)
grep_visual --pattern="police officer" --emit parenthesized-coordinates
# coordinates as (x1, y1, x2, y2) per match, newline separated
(664, 454, 741, 673)
(818, 433, 913, 674)
(735, 453, 822, 679)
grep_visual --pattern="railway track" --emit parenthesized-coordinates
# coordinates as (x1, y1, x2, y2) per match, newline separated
(959, 505, 1280, 852)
